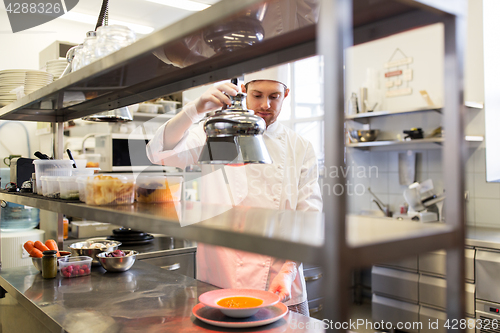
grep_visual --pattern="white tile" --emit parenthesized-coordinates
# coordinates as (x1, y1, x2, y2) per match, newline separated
(465, 173, 475, 199)
(347, 149, 370, 166)
(427, 172, 444, 195)
(415, 150, 428, 174)
(465, 199, 475, 226)
(387, 151, 399, 172)
(474, 172, 500, 199)
(389, 193, 406, 215)
(347, 191, 371, 214)
(475, 198, 500, 227)
(370, 151, 389, 172)
(473, 148, 486, 173)
(369, 171, 389, 194)
(465, 147, 475, 174)
(427, 149, 442, 173)
(388, 171, 409, 195)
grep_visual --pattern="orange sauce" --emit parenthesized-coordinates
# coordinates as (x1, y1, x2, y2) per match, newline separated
(217, 296, 264, 308)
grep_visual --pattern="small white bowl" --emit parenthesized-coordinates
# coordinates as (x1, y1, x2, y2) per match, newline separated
(198, 289, 280, 318)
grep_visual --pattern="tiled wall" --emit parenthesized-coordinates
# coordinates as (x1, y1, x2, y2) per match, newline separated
(345, 109, 498, 228)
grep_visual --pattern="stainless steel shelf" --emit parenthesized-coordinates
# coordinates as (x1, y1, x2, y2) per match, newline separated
(346, 136, 483, 150)
(0, 191, 458, 267)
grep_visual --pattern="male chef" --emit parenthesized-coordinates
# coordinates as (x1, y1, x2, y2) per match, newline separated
(146, 65, 322, 316)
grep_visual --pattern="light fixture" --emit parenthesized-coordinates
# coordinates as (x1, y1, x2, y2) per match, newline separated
(198, 79, 272, 165)
(145, 0, 210, 12)
(61, 11, 154, 34)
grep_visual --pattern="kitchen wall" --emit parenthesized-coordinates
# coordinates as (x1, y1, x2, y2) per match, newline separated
(345, 0, 496, 228)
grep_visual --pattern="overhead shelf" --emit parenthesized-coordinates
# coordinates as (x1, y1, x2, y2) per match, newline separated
(346, 136, 483, 149)
(345, 107, 442, 122)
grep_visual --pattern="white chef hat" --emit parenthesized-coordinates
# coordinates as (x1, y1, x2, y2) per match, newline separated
(243, 63, 290, 89)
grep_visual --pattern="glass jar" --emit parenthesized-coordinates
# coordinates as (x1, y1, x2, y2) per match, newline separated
(71, 44, 84, 72)
(80, 31, 98, 67)
(42, 250, 58, 279)
(95, 25, 136, 59)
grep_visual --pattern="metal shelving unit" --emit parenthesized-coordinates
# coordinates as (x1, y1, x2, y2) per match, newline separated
(0, 0, 467, 330)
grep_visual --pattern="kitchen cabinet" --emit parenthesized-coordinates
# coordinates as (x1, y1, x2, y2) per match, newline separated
(0, 0, 468, 327)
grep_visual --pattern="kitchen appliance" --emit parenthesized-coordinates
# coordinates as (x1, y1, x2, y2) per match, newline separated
(9, 157, 35, 189)
(94, 133, 176, 172)
(400, 179, 445, 222)
(199, 80, 272, 165)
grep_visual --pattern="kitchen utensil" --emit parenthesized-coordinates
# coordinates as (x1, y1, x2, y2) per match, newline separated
(66, 149, 77, 168)
(97, 250, 138, 272)
(192, 302, 288, 328)
(349, 129, 379, 142)
(32, 251, 71, 272)
(34, 151, 50, 160)
(198, 289, 280, 318)
(403, 128, 424, 140)
(199, 78, 272, 164)
(69, 239, 121, 266)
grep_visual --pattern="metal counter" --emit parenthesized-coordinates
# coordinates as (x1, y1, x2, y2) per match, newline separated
(466, 227, 500, 250)
(0, 261, 324, 333)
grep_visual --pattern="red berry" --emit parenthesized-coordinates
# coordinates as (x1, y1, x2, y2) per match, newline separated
(79, 269, 85, 275)
(81, 265, 88, 270)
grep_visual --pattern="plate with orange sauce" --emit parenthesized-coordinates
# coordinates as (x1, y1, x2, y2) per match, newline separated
(198, 289, 280, 318)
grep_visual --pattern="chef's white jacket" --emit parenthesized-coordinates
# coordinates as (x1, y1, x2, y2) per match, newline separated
(146, 104, 323, 306)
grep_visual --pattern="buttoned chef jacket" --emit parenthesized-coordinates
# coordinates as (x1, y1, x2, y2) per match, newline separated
(146, 103, 323, 306)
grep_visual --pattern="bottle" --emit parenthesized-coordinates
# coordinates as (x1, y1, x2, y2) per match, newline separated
(42, 250, 58, 279)
(347, 92, 359, 115)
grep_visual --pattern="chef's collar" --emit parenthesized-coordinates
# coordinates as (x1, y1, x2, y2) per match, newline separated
(265, 121, 280, 135)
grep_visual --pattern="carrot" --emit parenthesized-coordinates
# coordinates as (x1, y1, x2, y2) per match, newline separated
(45, 239, 60, 257)
(29, 248, 43, 258)
(23, 241, 35, 254)
(34, 241, 49, 252)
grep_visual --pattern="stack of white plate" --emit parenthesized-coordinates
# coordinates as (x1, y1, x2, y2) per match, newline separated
(46, 59, 68, 79)
(24, 70, 53, 95)
(0, 69, 26, 107)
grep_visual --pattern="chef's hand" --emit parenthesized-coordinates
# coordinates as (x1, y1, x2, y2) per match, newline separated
(194, 82, 238, 115)
(269, 261, 298, 303)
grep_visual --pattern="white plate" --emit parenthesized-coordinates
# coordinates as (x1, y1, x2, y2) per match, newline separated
(192, 302, 288, 328)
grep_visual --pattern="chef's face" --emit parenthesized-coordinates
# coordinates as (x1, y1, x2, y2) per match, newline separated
(242, 80, 289, 128)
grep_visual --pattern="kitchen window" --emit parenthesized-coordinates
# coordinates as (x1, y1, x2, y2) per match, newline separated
(280, 56, 325, 163)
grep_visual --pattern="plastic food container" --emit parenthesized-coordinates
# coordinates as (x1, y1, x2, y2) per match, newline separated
(85, 174, 135, 206)
(33, 160, 73, 194)
(58, 176, 80, 200)
(71, 168, 100, 177)
(43, 176, 61, 198)
(59, 256, 92, 278)
(76, 176, 90, 203)
(136, 175, 183, 203)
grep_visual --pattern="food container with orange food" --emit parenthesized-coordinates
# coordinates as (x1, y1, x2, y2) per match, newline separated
(85, 174, 135, 205)
(135, 175, 183, 203)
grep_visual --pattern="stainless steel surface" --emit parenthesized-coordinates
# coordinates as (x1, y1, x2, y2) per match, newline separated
(69, 239, 121, 266)
(141, 253, 195, 278)
(303, 266, 323, 301)
(378, 256, 418, 272)
(371, 266, 419, 303)
(0, 262, 323, 332)
(81, 106, 133, 122)
(476, 299, 500, 331)
(476, 249, 500, 304)
(371, 294, 419, 333)
(418, 248, 475, 282)
(97, 250, 138, 272)
(418, 274, 475, 316)
(419, 306, 475, 333)
(199, 91, 272, 164)
(0, 192, 461, 268)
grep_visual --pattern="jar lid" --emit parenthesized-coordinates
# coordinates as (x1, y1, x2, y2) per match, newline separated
(43, 250, 57, 255)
